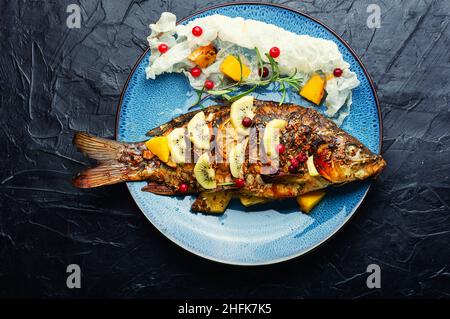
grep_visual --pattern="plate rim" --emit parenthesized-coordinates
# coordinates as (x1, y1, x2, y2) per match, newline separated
(114, 1, 383, 265)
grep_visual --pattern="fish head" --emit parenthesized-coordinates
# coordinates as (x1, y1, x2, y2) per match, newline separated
(313, 137, 386, 184)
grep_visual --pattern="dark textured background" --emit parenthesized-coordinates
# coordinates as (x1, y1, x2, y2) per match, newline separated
(0, 0, 449, 298)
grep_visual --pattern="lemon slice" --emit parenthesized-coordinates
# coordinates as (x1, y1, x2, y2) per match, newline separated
(187, 111, 210, 150)
(194, 153, 217, 189)
(263, 119, 288, 157)
(167, 128, 187, 164)
(230, 96, 255, 136)
(229, 140, 247, 178)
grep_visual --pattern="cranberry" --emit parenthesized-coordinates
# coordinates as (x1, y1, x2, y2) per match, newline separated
(269, 47, 280, 58)
(258, 66, 269, 78)
(290, 158, 299, 168)
(178, 183, 188, 193)
(192, 26, 203, 37)
(235, 178, 245, 188)
(158, 43, 168, 54)
(333, 68, 343, 77)
(276, 144, 285, 154)
(288, 165, 297, 173)
(190, 67, 201, 77)
(296, 152, 308, 163)
(242, 117, 252, 127)
(204, 80, 214, 90)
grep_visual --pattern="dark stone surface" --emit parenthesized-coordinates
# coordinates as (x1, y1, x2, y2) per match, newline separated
(0, 0, 449, 298)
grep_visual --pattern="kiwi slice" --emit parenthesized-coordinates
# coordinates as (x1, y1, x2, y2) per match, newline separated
(194, 153, 217, 189)
(230, 96, 255, 136)
(167, 127, 187, 163)
(229, 140, 247, 178)
(263, 119, 288, 157)
(187, 111, 210, 150)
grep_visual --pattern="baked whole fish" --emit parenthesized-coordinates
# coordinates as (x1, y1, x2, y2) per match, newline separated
(73, 97, 386, 213)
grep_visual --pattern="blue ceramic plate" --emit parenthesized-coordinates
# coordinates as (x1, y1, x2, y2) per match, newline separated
(116, 3, 381, 265)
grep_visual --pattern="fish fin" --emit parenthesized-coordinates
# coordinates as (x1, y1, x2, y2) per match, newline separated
(73, 132, 124, 161)
(73, 162, 129, 188)
(145, 106, 223, 136)
(141, 183, 177, 195)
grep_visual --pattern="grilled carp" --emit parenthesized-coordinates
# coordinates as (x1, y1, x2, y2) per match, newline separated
(73, 98, 386, 213)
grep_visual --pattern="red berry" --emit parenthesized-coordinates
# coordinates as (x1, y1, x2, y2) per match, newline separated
(333, 68, 343, 77)
(190, 67, 201, 77)
(192, 26, 203, 37)
(204, 80, 214, 90)
(242, 117, 252, 127)
(258, 66, 269, 78)
(158, 43, 168, 54)
(269, 47, 280, 58)
(288, 165, 297, 173)
(179, 183, 188, 193)
(290, 158, 299, 168)
(235, 178, 245, 188)
(296, 152, 307, 163)
(276, 144, 285, 154)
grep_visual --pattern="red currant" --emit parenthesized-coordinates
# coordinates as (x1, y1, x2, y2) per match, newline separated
(269, 47, 280, 58)
(242, 117, 252, 127)
(288, 165, 297, 173)
(258, 66, 269, 78)
(276, 144, 285, 154)
(204, 80, 214, 90)
(178, 183, 188, 193)
(192, 26, 203, 37)
(190, 67, 201, 77)
(290, 158, 299, 168)
(296, 152, 307, 163)
(158, 43, 168, 54)
(235, 178, 245, 188)
(333, 68, 343, 77)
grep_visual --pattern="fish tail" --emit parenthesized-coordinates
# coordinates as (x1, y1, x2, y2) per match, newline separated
(73, 132, 124, 162)
(73, 132, 143, 188)
(73, 162, 129, 188)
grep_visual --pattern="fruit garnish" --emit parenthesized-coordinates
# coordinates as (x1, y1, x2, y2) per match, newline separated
(333, 68, 343, 77)
(194, 153, 216, 189)
(192, 26, 203, 36)
(307, 155, 320, 176)
(296, 190, 326, 213)
(230, 96, 255, 136)
(188, 44, 217, 68)
(204, 80, 214, 90)
(158, 44, 168, 53)
(187, 111, 210, 150)
(290, 157, 299, 168)
(145, 136, 170, 163)
(190, 67, 201, 77)
(167, 127, 187, 163)
(269, 46, 280, 58)
(296, 152, 307, 163)
(234, 178, 245, 188)
(276, 144, 285, 154)
(239, 195, 270, 207)
(300, 74, 326, 105)
(178, 183, 188, 193)
(288, 165, 297, 173)
(229, 141, 246, 178)
(258, 66, 269, 78)
(220, 55, 251, 82)
(241, 117, 252, 128)
(263, 119, 288, 157)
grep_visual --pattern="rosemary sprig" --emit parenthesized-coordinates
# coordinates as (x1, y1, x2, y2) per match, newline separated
(190, 48, 304, 108)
